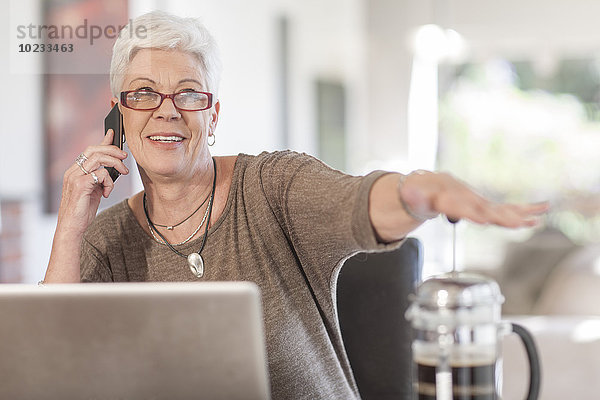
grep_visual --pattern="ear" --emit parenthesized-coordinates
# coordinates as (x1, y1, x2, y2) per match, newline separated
(210, 100, 220, 131)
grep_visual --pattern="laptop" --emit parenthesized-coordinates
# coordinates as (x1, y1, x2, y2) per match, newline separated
(0, 282, 271, 400)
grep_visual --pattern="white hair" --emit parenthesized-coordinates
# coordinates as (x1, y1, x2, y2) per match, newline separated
(109, 10, 222, 98)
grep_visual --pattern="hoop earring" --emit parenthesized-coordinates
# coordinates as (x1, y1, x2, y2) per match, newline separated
(207, 133, 216, 146)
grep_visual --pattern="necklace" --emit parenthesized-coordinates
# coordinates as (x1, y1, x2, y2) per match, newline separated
(143, 158, 217, 278)
(152, 191, 210, 230)
(145, 196, 209, 246)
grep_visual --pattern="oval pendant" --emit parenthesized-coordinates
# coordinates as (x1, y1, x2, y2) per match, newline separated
(187, 253, 204, 278)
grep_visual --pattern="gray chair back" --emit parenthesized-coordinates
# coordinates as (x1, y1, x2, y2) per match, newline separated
(337, 238, 423, 400)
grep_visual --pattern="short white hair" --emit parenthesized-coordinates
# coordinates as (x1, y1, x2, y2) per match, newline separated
(109, 10, 222, 98)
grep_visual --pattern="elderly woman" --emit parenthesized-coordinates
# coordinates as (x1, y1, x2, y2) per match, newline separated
(44, 10, 547, 400)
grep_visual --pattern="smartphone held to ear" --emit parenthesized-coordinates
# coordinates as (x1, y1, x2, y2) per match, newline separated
(104, 104, 125, 182)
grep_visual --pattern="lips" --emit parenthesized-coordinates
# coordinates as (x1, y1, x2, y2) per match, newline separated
(146, 133, 185, 143)
(148, 135, 183, 142)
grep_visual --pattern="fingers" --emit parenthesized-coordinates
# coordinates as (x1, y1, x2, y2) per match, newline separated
(516, 202, 550, 216)
(404, 171, 549, 228)
(436, 193, 547, 228)
(93, 168, 116, 198)
(63, 133, 128, 199)
(73, 132, 129, 179)
(103, 128, 115, 145)
(85, 129, 127, 168)
(81, 152, 129, 176)
(68, 164, 115, 198)
(459, 202, 535, 228)
(495, 203, 549, 227)
(84, 142, 127, 161)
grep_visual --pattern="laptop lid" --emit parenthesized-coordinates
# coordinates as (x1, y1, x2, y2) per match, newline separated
(0, 282, 270, 400)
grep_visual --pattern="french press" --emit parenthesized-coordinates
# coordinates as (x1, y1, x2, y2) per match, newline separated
(405, 272, 541, 400)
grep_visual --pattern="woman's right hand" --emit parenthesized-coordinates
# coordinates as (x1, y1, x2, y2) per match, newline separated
(56, 129, 129, 236)
(45, 130, 129, 283)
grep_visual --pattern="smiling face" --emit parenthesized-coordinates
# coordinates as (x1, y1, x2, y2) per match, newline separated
(114, 48, 219, 181)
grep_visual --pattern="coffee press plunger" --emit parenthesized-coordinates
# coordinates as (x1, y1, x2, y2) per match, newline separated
(405, 220, 541, 400)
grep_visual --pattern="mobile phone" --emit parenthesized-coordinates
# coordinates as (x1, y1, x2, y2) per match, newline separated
(103, 104, 125, 181)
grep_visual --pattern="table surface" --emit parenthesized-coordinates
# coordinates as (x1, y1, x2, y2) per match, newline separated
(502, 316, 600, 400)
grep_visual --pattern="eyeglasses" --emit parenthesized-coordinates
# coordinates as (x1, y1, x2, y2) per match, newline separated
(120, 90, 213, 111)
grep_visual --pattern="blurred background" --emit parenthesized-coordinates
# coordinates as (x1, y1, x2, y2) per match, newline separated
(5, 1, 600, 397)
(2, 0, 600, 317)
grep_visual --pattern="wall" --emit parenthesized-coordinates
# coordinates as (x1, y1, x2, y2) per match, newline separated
(1, 0, 54, 283)
(444, 0, 600, 60)
(4, 0, 600, 282)
(0, 0, 368, 282)
(164, 0, 368, 172)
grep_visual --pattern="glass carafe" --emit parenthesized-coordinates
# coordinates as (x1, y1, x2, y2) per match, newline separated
(405, 273, 541, 400)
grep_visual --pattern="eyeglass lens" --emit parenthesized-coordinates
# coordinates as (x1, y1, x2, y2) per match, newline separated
(124, 91, 210, 110)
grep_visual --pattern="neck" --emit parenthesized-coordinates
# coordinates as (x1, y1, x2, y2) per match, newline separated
(141, 157, 215, 228)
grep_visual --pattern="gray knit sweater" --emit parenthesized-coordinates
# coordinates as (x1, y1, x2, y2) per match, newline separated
(81, 151, 398, 400)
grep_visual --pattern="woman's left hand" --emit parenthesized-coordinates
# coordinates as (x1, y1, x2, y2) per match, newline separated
(369, 171, 549, 242)
(398, 171, 549, 227)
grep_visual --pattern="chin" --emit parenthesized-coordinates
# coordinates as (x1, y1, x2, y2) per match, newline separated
(154, 165, 185, 178)
(138, 161, 184, 179)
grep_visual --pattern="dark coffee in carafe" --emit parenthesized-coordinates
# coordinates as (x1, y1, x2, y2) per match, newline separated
(415, 358, 496, 400)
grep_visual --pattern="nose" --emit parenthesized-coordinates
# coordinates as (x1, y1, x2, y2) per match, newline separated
(153, 96, 181, 121)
